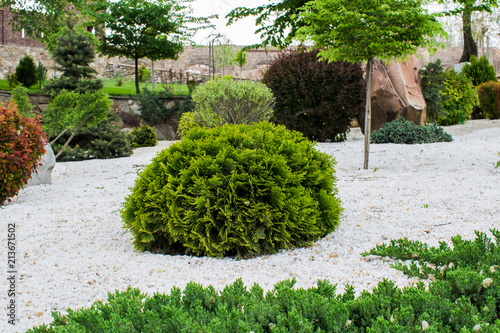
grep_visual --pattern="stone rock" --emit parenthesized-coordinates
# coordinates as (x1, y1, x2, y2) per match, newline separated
(358, 55, 426, 134)
(27, 144, 56, 186)
(119, 111, 141, 128)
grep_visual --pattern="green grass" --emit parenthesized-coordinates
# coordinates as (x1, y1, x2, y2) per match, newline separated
(0, 79, 189, 96)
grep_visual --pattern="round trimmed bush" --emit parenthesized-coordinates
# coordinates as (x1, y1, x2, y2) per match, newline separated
(122, 122, 342, 258)
(0, 102, 46, 204)
(478, 81, 500, 119)
(131, 125, 157, 147)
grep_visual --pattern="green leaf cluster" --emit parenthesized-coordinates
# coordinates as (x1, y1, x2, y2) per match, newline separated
(15, 55, 38, 88)
(438, 69, 477, 126)
(370, 118, 453, 144)
(10, 85, 35, 118)
(27, 229, 500, 332)
(478, 81, 500, 119)
(419, 59, 447, 124)
(136, 88, 180, 127)
(192, 77, 274, 128)
(51, 113, 133, 161)
(462, 56, 498, 87)
(177, 111, 199, 138)
(138, 64, 151, 83)
(122, 122, 342, 258)
(131, 125, 157, 148)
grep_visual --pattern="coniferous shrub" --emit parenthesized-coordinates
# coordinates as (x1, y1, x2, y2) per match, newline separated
(177, 111, 198, 138)
(191, 76, 274, 128)
(478, 81, 500, 119)
(51, 113, 133, 161)
(262, 48, 365, 142)
(462, 55, 498, 87)
(371, 118, 453, 144)
(419, 59, 447, 124)
(10, 85, 35, 117)
(15, 55, 38, 88)
(438, 69, 477, 126)
(131, 125, 157, 147)
(122, 122, 342, 258)
(0, 102, 46, 204)
(36, 61, 47, 88)
(136, 88, 180, 126)
(7, 72, 19, 89)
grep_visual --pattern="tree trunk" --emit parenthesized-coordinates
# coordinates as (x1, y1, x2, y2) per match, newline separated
(363, 58, 373, 170)
(135, 57, 140, 94)
(460, 10, 478, 63)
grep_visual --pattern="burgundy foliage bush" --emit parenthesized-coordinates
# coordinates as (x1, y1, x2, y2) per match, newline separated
(262, 48, 365, 142)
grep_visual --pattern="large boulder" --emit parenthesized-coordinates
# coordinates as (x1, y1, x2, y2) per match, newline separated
(27, 144, 56, 186)
(359, 55, 426, 134)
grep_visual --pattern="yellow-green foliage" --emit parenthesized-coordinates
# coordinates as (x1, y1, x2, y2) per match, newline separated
(122, 122, 342, 258)
(191, 77, 274, 128)
(131, 125, 157, 147)
(177, 111, 199, 138)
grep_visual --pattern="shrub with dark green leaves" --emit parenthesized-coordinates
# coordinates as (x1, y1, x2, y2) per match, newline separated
(478, 81, 500, 119)
(263, 48, 365, 142)
(0, 102, 46, 204)
(191, 76, 274, 128)
(15, 55, 38, 88)
(136, 88, 180, 126)
(51, 113, 133, 161)
(131, 125, 157, 147)
(462, 55, 498, 87)
(438, 69, 477, 126)
(177, 111, 198, 138)
(419, 59, 447, 124)
(371, 118, 452, 144)
(122, 122, 342, 258)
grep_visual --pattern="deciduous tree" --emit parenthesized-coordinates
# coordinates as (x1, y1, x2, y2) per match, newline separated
(94, 0, 214, 94)
(297, 0, 444, 169)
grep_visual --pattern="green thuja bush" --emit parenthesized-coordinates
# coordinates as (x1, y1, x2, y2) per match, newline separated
(131, 125, 157, 147)
(0, 102, 46, 204)
(263, 48, 365, 142)
(28, 230, 500, 332)
(139, 63, 150, 82)
(438, 69, 477, 126)
(191, 76, 274, 128)
(462, 55, 498, 87)
(478, 81, 500, 119)
(371, 118, 453, 144)
(10, 85, 35, 118)
(15, 55, 38, 88)
(122, 121, 342, 258)
(177, 111, 198, 138)
(419, 59, 447, 124)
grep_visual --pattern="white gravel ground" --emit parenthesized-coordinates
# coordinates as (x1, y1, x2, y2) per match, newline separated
(1, 119, 499, 332)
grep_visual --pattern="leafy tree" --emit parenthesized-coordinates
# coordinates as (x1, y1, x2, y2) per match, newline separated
(94, 0, 214, 94)
(43, 89, 112, 159)
(0, 0, 99, 43)
(214, 43, 235, 76)
(232, 49, 248, 75)
(297, 0, 444, 169)
(226, 0, 309, 49)
(436, 0, 498, 62)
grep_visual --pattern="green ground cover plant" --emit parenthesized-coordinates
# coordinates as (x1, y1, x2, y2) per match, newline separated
(371, 118, 453, 144)
(28, 229, 500, 332)
(122, 122, 342, 258)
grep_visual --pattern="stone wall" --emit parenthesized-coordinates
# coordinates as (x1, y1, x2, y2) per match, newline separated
(0, 7, 45, 47)
(0, 90, 186, 140)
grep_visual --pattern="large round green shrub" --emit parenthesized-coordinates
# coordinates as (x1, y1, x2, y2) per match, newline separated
(122, 122, 342, 258)
(262, 48, 365, 142)
(131, 125, 157, 147)
(15, 55, 38, 88)
(438, 69, 477, 126)
(191, 76, 274, 128)
(478, 81, 500, 119)
(462, 55, 498, 87)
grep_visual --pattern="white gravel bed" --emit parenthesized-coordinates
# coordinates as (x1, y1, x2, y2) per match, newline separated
(1, 119, 499, 332)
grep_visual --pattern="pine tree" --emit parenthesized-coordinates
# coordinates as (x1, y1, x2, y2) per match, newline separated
(44, 16, 102, 95)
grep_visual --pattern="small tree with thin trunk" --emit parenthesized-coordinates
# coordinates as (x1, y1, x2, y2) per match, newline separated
(297, 0, 444, 169)
(233, 49, 248, 77)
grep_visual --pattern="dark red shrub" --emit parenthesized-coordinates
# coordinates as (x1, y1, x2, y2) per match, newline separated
(262, 48, 365, 142)
(0, 102, 46, 204)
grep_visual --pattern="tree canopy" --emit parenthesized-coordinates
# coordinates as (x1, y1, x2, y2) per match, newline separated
(436, 0, 498, 62)
(94, 0, 214, 94)
(0, 0, 99, 43)
(297, 0, 444, 168)
(226, 0, 309, 49)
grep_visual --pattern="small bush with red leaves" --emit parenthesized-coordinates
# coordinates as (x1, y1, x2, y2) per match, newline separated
(0, 102, 46, 204)
(262, 48, 365, 142)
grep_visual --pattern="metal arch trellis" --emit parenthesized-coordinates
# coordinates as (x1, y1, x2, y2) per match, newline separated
(203, 31, 232, 80)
